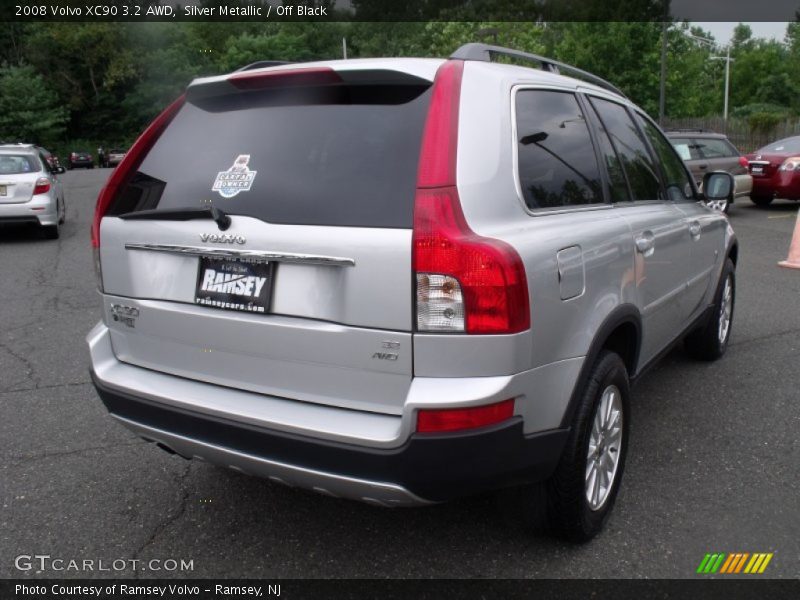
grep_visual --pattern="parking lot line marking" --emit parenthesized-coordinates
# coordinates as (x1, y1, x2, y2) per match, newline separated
(767, 213, 796, 219)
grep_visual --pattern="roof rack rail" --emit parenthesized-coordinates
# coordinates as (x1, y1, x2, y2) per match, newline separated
(450, 43, 626, 98)
(234, 60, 293, 73)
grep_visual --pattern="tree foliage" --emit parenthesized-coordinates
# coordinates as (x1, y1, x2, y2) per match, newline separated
(1, 20, 799, 148)
(0, 65, 67, 144)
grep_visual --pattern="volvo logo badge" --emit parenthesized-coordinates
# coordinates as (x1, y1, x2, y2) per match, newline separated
(200, 233, 246, 244)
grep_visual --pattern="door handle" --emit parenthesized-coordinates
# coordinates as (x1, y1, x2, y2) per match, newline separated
(689, 221, 701, 238)
(634, 233, 655, 257)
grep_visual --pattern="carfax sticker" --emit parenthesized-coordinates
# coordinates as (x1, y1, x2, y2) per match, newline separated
(212, 154, 257, 198)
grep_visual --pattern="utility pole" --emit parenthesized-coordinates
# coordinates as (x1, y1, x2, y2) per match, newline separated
(710, 46, 734, 131)
(342, 38, 348, 60)
(685, 32, 734, 132)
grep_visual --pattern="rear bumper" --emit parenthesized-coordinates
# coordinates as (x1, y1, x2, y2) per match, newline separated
(734, 173, 752, 199)
(751, 171, 800, 200)
(88, 323, 568, 505)
(0, 195, 57, 226)
(93, 375, 567, 505)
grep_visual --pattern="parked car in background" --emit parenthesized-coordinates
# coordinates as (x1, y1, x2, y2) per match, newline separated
(104, 148, 127, 168)
(67, 150, 94, 169)
(37, 146, 65, 173)
(87, 44, 738, 542)
(666, 130, 752, 213)
(0, 144, 66, 238)
(745, 136, 800, 206)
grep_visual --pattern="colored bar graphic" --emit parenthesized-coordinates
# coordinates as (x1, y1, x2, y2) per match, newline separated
(719, 554, 736, 573)
(700, 552, 773, 575)
(733, 553, 749, 573)
(697, 554, 712, 573)
(758, 554, 773, 573)
(711, 553, 726, 573)
(744, 554, 760, 574)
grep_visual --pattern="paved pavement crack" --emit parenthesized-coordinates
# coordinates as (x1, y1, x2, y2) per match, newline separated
(0, 380, 91, 396)
(131, 462, 192, 578)
(730, 326, 800, 349)
(5, 440, 146, 465)
(0, 340, 40, 389)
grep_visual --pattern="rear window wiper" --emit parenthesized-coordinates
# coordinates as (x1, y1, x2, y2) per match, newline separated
(119, 206, 231, 231)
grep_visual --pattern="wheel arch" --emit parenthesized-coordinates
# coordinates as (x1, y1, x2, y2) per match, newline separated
(558, 304, 641, 429)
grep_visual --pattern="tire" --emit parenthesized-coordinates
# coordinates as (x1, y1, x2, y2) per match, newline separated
(684, 258, 735, 361)
(750, 195, 773, 207)
(523, 350, 630, 542)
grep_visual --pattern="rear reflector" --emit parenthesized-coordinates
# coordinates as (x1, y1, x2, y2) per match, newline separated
(416, 399, 515, 433)
(228, 67, 342, 90)
(33, 178, 51, 195)
(91, 94, 185, 248)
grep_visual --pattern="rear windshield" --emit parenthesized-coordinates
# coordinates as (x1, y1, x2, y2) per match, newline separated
(0, 154, 39, 175)
(110, 84, 432, 228)
(760, 137, 800, 154)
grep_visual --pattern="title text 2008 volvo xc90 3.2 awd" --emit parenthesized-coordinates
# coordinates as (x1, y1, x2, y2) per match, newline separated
(87, 44, 738, 541)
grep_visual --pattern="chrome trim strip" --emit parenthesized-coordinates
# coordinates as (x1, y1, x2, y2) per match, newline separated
(124, 243, 355, 267)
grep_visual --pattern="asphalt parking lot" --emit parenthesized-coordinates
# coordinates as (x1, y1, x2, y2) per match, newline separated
(1, 168, 798, 579)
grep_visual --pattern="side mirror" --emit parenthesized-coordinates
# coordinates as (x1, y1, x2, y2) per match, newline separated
(702, 171, 734, 202)
(57, 166, 65, 174)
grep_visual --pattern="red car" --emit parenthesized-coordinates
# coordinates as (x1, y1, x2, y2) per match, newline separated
(747, 136, 800, 206)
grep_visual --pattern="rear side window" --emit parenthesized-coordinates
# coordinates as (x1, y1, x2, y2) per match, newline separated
(670, 138, 701, 161)
(762, 136, 800, 154)
(0, 155, 39, 174)
(637, 116, 694, 201)
(695, 137, 739, 159)
(587, 102, 630, 203)
(515, 90, 604, 209)
(590, 98, 662, 201)
(109, 84, 432, 228)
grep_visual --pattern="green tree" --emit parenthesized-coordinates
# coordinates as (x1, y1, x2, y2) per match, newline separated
(0, 65, 67, 144)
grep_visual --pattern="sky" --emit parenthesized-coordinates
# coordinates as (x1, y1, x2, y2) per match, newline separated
(694, 22, 790, 45)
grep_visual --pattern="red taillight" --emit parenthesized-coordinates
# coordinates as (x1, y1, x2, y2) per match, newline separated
(33, 178, 51, 195)
(91, 94, 185, 248)
(739, 156, 748, 168)
(416, 399, 515, 433)
(228, 67, 341, 90)
(413, 60, 530, 334)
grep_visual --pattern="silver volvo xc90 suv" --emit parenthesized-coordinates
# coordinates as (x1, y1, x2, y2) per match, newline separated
(87, 44, 737, 541)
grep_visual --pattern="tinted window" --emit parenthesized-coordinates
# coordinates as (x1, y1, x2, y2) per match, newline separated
(588, 103, 630, 202)
(110, 84, 432, 228)
(0, 154, 39, 174)
(696, 137, 738, 159)
(638, 116, 694, 201)
(590, 98, 662, 201)
(515, 90, 604, 209)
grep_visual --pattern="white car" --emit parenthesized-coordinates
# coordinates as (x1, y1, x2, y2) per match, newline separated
(0, 145, 65, 239)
